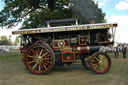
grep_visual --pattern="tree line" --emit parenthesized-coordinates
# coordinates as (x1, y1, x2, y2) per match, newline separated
(0, 0, 106, 29)
(0, 35, 19, 45)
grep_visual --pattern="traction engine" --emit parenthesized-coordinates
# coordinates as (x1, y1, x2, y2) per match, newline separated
(12, 19, 117, 75)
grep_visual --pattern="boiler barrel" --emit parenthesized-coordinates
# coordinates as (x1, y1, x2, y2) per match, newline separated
(89, 46, 102, 54)
(72, 46, 102, 55)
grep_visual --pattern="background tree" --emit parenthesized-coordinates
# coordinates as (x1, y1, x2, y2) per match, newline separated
(14, 36, 19, 45)
(0, 0, 105, 29)
(71, 0, 106, 23)
(0, 36, 12, 45)
(9, 35, 12, 43)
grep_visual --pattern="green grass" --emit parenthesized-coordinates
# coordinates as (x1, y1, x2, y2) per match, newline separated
(0, 50, 128, 85)
(0, 49, 22, 63)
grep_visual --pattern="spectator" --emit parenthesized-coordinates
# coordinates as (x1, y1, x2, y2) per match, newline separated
(2, 47, 6, 56)
(114, 46, 119, 58)
(122, 45, 127, 59)
(99, 46, 106, 53)
(127, 46, 128, 56)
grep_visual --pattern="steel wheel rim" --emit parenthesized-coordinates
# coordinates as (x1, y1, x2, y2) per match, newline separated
(91, 53, 110, 73)
(25, 45, 53, 74)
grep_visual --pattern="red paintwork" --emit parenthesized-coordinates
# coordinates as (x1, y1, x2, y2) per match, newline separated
(72, 46, 89, 55)
(63, 48, 72, 52)
(79, 36, 88, 45)
(62, 52, 75, 62)
(64, 39, 70, 46)
(113, 23, 118, 27)
(52, 40, 70, 49)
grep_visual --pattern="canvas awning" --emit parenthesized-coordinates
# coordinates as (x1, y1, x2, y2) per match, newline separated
(12, 23, 117, 35)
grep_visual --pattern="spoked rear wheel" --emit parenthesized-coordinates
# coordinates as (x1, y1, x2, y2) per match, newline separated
(82, 56, 91, 70)
(90, 52, 111, 74)
(24, 44, 55, 75)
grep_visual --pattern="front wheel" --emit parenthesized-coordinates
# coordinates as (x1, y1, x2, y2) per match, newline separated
(89, 52, 111, 74)
(24, 43, 55, 75)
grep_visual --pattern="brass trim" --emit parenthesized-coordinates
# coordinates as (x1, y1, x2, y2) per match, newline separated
(53, 39, 70, 49)
(87, 46, 90, 55)
(58, 40, 65, 48)
(98, 41, 113, 44)
(77, 47, 81, 54)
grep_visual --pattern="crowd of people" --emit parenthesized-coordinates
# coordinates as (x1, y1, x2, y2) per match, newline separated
(0, 46, 9, 56)
(114, 45, 128, 58)
(100, 44, 128, 59)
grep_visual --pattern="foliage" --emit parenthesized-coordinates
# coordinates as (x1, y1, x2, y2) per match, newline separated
(71, 0, 106, 23)
(1, 36, 8, 40)
(0, 35, 12, 45)
(0, 0, 105, 29)
(14, 36, 19, 45)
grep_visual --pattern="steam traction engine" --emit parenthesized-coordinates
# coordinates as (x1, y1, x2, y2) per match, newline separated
(12, 19, 117, 75)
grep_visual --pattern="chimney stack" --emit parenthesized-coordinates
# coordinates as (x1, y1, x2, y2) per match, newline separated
(88, 19, 95, 24)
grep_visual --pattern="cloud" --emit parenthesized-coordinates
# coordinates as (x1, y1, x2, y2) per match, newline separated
(98, 2, 104, 8)
(115, 1, 128, 10)
(106, 15, 128, 43)
(94, 0, 108, 8)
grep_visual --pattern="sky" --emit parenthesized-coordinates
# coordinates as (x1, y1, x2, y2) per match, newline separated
(96, 0, 128, 43)
(0, 0, 128, 43)
(0, 0, 19, 42)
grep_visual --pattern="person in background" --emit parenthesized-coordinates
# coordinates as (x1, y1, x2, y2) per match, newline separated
(127, 46, 128, 57)
(122, 45, 127, 59)
(114, 46, 119, 58)
(114, 47, 116, 57)
(2, 47, 6, 56)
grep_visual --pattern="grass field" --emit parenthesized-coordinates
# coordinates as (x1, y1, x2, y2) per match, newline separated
(0, 50, 128, 85)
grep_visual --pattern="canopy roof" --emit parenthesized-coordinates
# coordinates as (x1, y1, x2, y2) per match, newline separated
(12, 23, 117, 35)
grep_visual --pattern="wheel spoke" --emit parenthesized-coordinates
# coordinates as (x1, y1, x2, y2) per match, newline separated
(42, 52, 48, 58)
(45, 60, 51, 64)
(93, 63, 98, 69)
(36, 49, 39, 56)
(92, 60, 98, 63)
(94, 56, 100, 62)
(43, 62, 49, 66)
(43, 58, 51, 60)
(99, 55, 104, 61)
(28, 55, 34, 58)
(96, 65, 101, 71)
(43, 64, 47, 70)
(28, 61, 35, 64)
(90, 52, 111, 73)
(41, 49, 46, 55)
(33, 63, 38, 70)
(25, 45, 55, 74)
(39, 49, 43, 56)
(31, 49, 36, 55)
